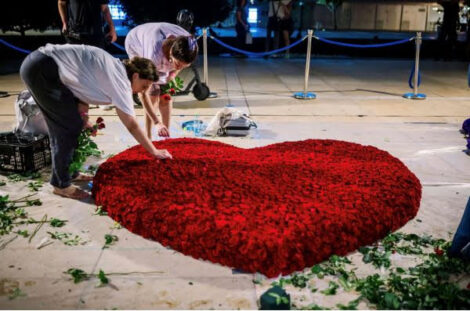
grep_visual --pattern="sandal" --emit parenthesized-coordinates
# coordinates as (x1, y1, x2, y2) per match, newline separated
(53, 185, 90, 200)
(71, 173, 94, 182)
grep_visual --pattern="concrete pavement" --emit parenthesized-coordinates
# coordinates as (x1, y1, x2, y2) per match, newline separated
(0, 56, 468, 309)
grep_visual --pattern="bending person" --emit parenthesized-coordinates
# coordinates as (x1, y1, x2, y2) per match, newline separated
(125, 22, 199, 138)
(20, 44, 172, 200)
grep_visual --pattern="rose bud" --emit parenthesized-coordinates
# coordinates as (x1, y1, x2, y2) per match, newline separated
(96, 117, 104, 124)
(163, 94, 171, 101)
(98, 123, 106, 130)
(434, 247, 444, 256)
(169, 88, 176, 95)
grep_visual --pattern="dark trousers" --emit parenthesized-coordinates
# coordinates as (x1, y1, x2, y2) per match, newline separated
(20, 50, 83, 189)
(437, 24, 457, 60)
(235, 22, 247, 52)
(265, 17, 280, 52)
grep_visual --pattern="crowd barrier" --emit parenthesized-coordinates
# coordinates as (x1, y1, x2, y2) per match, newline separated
(0, 30, 426, 100)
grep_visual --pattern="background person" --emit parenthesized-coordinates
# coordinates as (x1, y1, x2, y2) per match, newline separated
(58, 0, 117, 48)
(265, 0, 281, 54)
(235, 0, 250, 56)
(436, 0, 460, 60)
(279, 0, 294, 58)
(20, 44, 172, 200)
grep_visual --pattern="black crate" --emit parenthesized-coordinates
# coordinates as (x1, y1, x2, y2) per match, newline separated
(0, 132, 51, 173)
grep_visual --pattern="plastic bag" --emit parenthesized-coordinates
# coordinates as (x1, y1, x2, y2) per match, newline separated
(203, 107, 256, 137)
(14, 90, 48, 135)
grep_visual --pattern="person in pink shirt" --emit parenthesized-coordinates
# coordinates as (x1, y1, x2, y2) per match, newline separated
(125, 22, 199, 138)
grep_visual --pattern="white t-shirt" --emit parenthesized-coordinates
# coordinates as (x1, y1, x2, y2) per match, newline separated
(125, 22, 190, 85)
(268, 0, 292, 19)
(38, 44, 135, 116)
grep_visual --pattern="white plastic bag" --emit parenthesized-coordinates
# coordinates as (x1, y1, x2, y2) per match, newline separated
(14, 90, 48, 135)
(203, 107, 256, 137)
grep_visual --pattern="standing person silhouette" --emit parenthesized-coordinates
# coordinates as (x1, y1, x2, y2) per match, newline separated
(436, 0, 460, 60)
(235, 0, 250, 57)
(266, 0, 281, 55)
(58, 0, 117, 48)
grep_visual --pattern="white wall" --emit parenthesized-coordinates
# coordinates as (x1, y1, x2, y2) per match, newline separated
(286, 1, 441, 32)
(376, 4, 402, 31)
(426, 4, 444, 31)
(401, 4, 428, 31)
(350, 2, 377, 30)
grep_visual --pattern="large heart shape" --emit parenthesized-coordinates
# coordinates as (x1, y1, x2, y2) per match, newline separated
(93, 138, 421, 277)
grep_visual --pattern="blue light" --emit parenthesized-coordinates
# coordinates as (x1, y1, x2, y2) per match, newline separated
(248, 8, 258, 24)
(109, 4, 126, 20)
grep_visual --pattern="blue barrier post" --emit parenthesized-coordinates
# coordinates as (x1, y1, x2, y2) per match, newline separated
(294, 29, 316, 99)
(203, 28, 209, 85)
(403, 32, 426, 100)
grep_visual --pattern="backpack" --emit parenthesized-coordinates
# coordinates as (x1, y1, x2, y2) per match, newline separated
(14, 90, 48, 135)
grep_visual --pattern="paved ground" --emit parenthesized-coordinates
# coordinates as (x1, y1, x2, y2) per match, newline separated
(0, 57, 468, 309)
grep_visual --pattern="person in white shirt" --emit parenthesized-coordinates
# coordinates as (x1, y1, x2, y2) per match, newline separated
(20, 44, 172, 200)
(125, 22, 199, 139)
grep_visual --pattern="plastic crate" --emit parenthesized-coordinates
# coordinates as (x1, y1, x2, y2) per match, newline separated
(0, 132, 51, 173)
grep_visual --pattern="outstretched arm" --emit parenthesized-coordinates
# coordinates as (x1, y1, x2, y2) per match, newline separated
(115, 107, 172, 159)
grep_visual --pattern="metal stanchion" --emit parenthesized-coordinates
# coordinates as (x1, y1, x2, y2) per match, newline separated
(403, 32, 426, 100)
(203, 28, 209, 85)
(294, 29, 316, 99)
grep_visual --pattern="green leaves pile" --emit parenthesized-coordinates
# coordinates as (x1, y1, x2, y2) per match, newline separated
(0, 194, 42, 235)
(269, 233, 470, 310)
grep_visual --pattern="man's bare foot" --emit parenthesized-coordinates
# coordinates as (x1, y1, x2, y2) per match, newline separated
(71, 172, 94, 182)
(53, 185, 90, 200)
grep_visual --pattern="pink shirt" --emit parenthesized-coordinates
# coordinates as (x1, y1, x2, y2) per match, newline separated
(125, 22, 190, 85)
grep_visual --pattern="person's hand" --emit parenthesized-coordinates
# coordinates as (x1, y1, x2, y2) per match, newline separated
(62, 23, 67, 34)
(168, 70, 178, 81)
(154, 149, 173, 160)
(156, 123, 170, 137)
(84, 121, 97, 137)
(106, 29, 117, 43)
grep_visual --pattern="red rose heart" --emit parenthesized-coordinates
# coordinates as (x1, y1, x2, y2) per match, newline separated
(93, 138, 421, 277)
